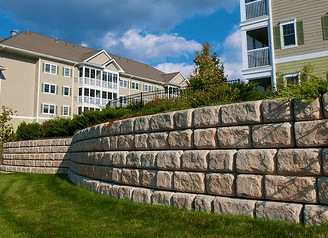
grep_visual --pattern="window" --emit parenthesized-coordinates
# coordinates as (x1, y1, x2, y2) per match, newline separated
(274, 19, 304, 49)
(43, 83, 56, 94)
(281, 21, 296, 47)
(120, 79, 128, 88)
(156, 87, 161, 94)
(63, 86, 70, 96)
(131, 81, 139, 90)
(44, 63, 57, 75)
(283, 72, 300, 85)
(42, 103, 56, 114)
(62, 106, 70, 116)
(322, 15, 328, 40)
(144, 84, 152, 92)
(64, 67, 71, 77)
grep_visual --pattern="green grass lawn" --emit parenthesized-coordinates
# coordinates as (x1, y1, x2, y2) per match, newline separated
(0, 173, 327, 238)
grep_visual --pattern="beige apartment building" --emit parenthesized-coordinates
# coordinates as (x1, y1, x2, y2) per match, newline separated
(0, 31, 186, 128)
(240, 0, 328, 89)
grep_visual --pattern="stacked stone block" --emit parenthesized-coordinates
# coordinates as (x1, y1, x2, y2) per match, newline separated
(1, 138, 72, 174)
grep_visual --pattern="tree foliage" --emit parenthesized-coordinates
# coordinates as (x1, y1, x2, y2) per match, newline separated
(0, 106, 16, 156)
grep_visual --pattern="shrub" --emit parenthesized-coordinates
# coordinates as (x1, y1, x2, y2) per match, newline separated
(42, 118, 71, 138)
(16, 122, 45, 140)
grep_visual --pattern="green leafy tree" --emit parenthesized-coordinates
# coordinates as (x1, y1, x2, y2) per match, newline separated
(0, 106, 16, 157)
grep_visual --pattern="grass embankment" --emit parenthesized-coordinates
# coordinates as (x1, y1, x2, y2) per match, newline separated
(0, 173, 327, 238)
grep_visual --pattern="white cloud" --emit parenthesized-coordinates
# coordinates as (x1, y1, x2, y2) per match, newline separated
(156, 63, 196, 78)
(101, 29, 201, 61)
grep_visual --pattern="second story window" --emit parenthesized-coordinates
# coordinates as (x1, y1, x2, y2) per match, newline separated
(44, 63, 57, 75)
(63, 86, 70, 96)
(43, 83, 56, 94)
(275, 19, 304, 49)
(64, 67, 71, 77)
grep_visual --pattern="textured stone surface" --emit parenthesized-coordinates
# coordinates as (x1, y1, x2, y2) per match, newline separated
(236, 149, 276, 174)
(168, 130, 193, 149)
(261, 99, 293, 123)
(294, 98, 323, 121)
(181, 150, 208, 171)
(193, 106, 221, 128)
(217, 126, 252, 148)
(121, 169, 140, 186)
(174, 109, 193, 129)
(126, 152, 142, 168)
(141, 170, 157, 188)
(194, 195, 215, 213)
(255, 201, 303, 223)
(207, 150, 236, 172)
(265, 175, 317, 203)
(117, 135, 135, 150)
(112, 168, 122, 183)
(118, 186, 134, 200)
(148, 132, 170, 150)
(134, 116, 150, 133)
(171, 193, 196, 210)
(194, 128, 217, 149)
(323, 149, 328, 175)
(304, 205, 328, 225)
(221, 101, 261, 126)
(132, 188, 152, 204)
(98, 182, 112, 195)
(150, 112, 175, 131)
(205, 173, 235, 196)
(236, 174, 263, 199)
(112, 152, 127, 167)
(295, 120, 328, 147)
(277, 149, 321, 176)
(173, 172, 205, 193)
(252, 123, 294, 148)
(156, 171, 173, 190)
(318, 178, 328, 204)
(156, 151, 182, 170)
(213, 197, 256, 217)
(140, 152, 157, 169)
(120, 118, 135, 134)
(323, 94, 328, 119)
(134, 134, 149, 150)
(152, 191, 174, 206)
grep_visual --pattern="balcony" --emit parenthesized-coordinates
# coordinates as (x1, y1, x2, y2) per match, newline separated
(245, 0, 267, 20)
(248, 47, 270, 68)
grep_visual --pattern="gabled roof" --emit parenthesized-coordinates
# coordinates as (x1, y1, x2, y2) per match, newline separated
(161, 72, 181, 83)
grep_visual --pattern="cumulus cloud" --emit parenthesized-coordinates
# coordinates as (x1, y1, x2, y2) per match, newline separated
(101, 29, 201, 61)
(156, 63, 196, 78)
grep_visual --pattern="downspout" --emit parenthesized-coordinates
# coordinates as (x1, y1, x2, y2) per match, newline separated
(36, 58, 42, 122)
(268, 0, 277, 91)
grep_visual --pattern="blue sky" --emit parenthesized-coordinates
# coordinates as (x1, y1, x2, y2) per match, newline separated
(0, 0, 242, 80)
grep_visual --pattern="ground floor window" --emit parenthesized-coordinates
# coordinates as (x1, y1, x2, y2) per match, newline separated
(42, 103, 56, 114)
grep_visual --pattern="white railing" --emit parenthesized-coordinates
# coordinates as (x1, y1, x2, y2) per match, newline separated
(78, 96, 82, 103)
(113, 83, 118, 90)
(96, 80, 101, 87)
(247, 47, 270, 68)
(90, 97, 95, 104)
(245, 0, 267, 20)
(79, 78, 83, 85)
(84, 96, 89, 103)
(96, 98, 101, 105)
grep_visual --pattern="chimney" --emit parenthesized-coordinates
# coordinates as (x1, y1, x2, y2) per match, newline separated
(10, 30, 18, 37)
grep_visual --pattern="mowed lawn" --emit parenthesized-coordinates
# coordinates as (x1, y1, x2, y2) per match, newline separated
(0, 173, 327, 238)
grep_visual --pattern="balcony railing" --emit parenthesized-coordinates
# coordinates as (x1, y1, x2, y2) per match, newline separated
(248, 47, 270, 68)
(79, 77, 118, 90)
(245, 0, 267, 20)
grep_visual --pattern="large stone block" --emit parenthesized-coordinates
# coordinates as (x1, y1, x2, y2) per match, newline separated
(318, 178, 328, 205)
(261, 99, 293, 123)
(140, 151, 157, 169)
(295, 120, 328, 147)
(217, 126, 252, 148)
(304, 205, 328, 225)
(118, 186, 134, 200)
(174, 109, 193, 129)
(148, 132, 170, 150)
(181, 150, 208, 171)
(112, 168, 122, 183)
(120, 118, 135, 134)
(121, 169, 140, 186)
(132, 188, 152, 204)
(141, 170, 157, 188)
(156, 151, 182, 170)
(101, 136, 118, 151)
(126, 152, 142, 168)
(323, 94, 328, 119)
(171, 193, 196, 210)
(152, 191, 174, 206)
(168, 130, 193, 149)
(150, 112, 175, 131)
(101, 152, 114, 166)
(194, 195, 215, 213)
(112, 152, 127, 167)
(255, 201, 303, 223)
(323, 149, 328, 176)
(277, 149, 321, 176)
(207, 150, 236, 172)
(193, 106, 221, 128)
(252, 122, 294, 148)
(236, 174, 263, 199)
(134, 134, 149, 150)
(156, 171, 173, 190)
(294, 98, 323, 121)
(205, 173, 235, 196)
(117, 135, 135, 150)
(236, 149, 276, 174)
(109, 185, 120, 198)
(194, 128, 217, 149)
(213, 197, 256, 217)
(134, 116, 151, 133)
(221, 101, 261, 126)
(98, 182, 113, 196)
(102, 120, 121, 136)
(265, 175, 317, 203)
(173, 172, 205, 193)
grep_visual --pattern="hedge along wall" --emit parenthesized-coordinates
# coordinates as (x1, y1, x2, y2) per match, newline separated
(1, 138, 72, 174)
(65, 96, 328, 226)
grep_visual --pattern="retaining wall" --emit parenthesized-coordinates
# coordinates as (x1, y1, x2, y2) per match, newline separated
(2, 96, 328, 225)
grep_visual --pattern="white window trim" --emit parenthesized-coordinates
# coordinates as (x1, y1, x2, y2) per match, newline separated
(42, 103, 56, 115)
(144, 84, 152, 92)
(280, 19, 298, 49)
(63, 86, 70, 97)
(131, 81, 139, 91)
(64, 67, 71, 78)
(62, 105, 70, 116)
(120, 79, 128, 88)
(44, 62, 58, 75)
(43, 83, 57, 95)
(283, 72, 300, 84)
